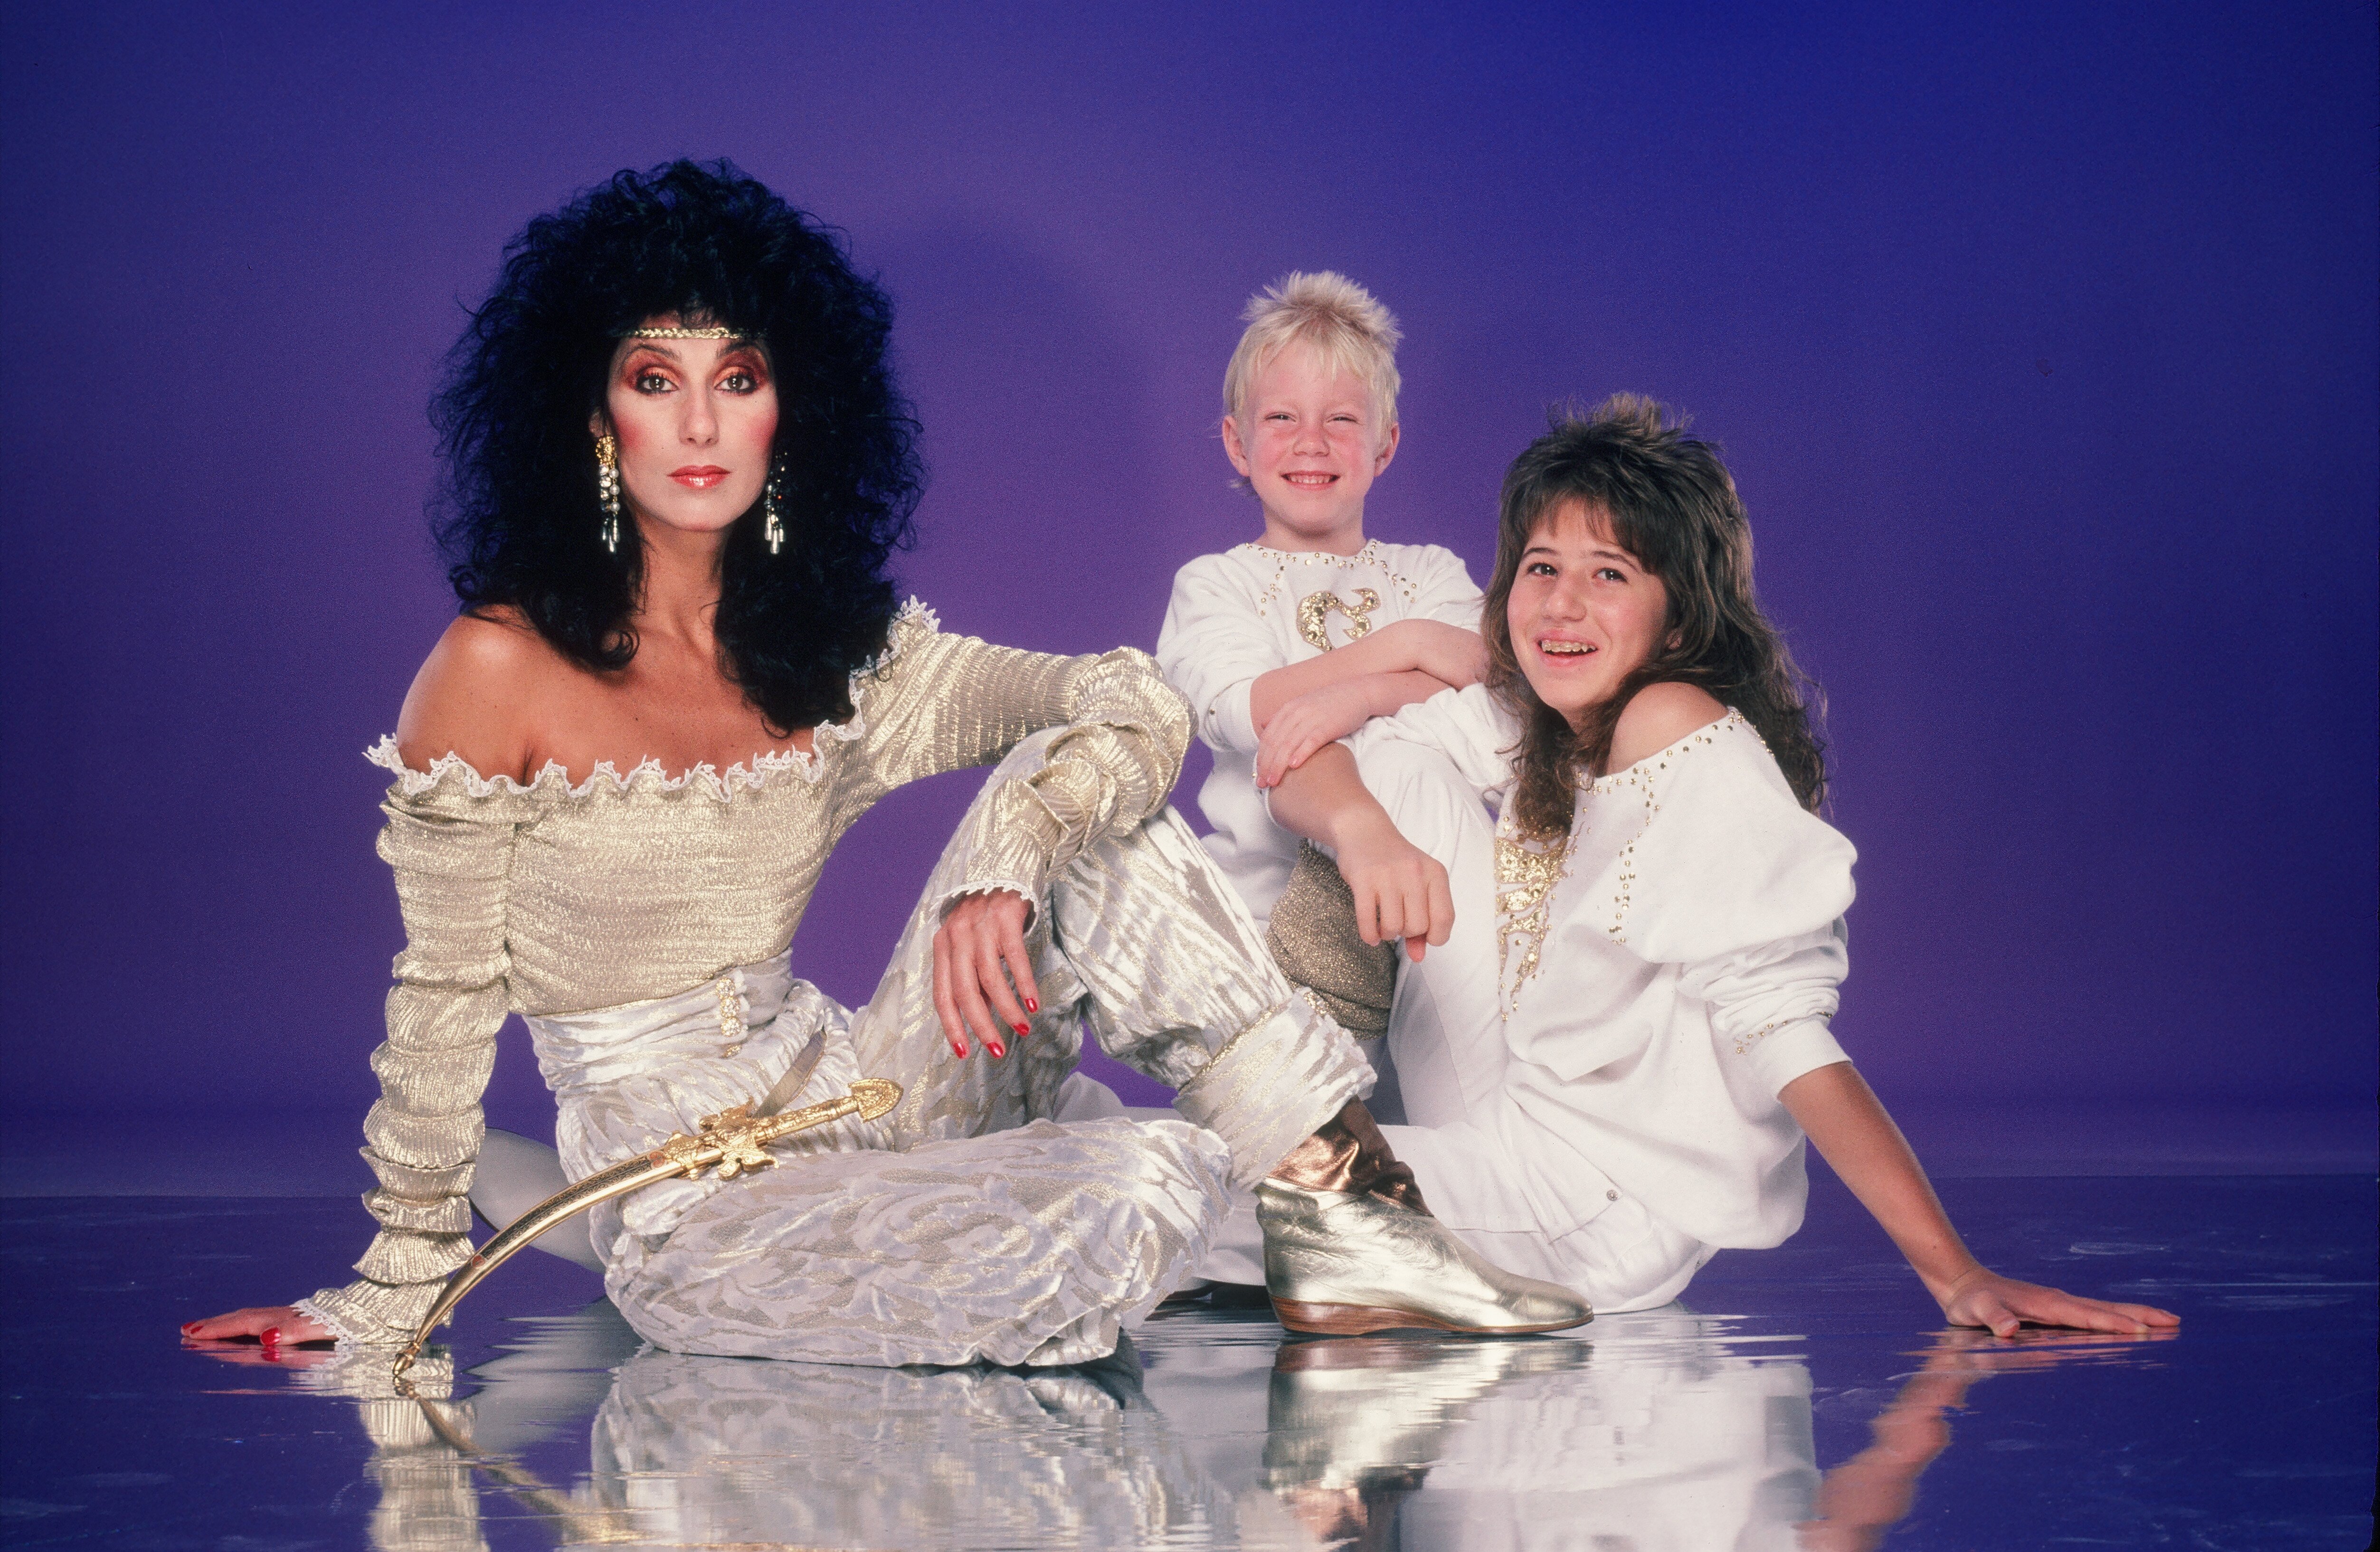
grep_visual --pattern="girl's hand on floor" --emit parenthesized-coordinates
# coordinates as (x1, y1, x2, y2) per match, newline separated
(1935, 1268, 2179, 1337)
(933, 888, 1040, 1060)
(182, 1305, 334, 1344)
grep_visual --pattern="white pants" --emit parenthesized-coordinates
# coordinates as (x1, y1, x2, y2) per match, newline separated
(1197, 738, 1716, 1312)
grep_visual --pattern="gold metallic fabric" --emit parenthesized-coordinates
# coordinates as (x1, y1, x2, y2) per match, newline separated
(1256, 1180, 1592, 1336)
(1268, 1100, 1429, 1212)
(304, 604, 1195, 1345)
(1263, 842, 1398, 1036)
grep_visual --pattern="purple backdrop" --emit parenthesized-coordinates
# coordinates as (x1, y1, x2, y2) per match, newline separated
(3, 3, 2372, 1168)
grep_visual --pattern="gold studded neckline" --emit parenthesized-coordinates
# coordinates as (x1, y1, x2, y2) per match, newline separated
(1233, 539, 1381, 565)
(1586, 710, 1752, 794)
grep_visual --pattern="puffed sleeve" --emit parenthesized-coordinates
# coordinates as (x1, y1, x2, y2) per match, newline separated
(1597, 715, 1857, 1099)
(296, 748, 526, 1346)
(1155, 554, 1277, 755)
(1343, 682, 1522, 806)
(1411, 544, 1486, 631)
(853, 603, 1190, 913)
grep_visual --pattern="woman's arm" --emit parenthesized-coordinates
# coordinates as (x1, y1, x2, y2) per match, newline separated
(1779, 1063, 2180, 1334)
(186, 623, 532, 1347)
(861, 621, 1192, 1056)
(1265, 744, 1454, 961)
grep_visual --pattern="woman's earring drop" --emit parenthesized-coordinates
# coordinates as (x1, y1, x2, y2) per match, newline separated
(595, 434, 622, 553)
(762, 457, 786, 555)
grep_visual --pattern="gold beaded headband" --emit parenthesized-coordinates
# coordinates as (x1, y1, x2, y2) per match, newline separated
(622, 325, 744, 339)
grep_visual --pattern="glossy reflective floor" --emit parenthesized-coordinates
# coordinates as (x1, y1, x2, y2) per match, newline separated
(5, 1172, 2371, 1549)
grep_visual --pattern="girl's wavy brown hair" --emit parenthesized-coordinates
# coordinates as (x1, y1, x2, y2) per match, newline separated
(1483, 395, 1826, 834)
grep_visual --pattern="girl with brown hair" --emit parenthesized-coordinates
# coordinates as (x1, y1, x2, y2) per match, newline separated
(1265, 395, 2176, 1333)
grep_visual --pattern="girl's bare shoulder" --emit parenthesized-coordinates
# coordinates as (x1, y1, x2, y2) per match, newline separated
(1609, 681, 1729, 771)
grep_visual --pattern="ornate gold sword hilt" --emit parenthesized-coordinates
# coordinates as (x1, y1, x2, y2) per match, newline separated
(391, 1077, 901, 1379)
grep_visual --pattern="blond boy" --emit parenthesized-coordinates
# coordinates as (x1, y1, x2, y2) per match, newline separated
(1157, 274, 1504, 1127)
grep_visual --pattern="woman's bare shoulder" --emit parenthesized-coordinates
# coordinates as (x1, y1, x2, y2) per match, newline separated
(393, 609, 563, 781)
(1609, 681, 1729, 771)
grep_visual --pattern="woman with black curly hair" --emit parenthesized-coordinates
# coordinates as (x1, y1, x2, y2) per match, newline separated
(183, 161, 1585, 1366)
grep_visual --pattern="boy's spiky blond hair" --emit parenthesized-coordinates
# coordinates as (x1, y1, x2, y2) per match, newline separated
(1222, 271, 1403, 437)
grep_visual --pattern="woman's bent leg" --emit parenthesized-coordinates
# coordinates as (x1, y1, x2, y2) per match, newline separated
(845, 729, 1373, 1184)
(615, 1116, 1232, 1366)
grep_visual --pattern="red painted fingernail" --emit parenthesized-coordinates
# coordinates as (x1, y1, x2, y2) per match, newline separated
(951, 1041, 967, 1058)
(181, 1322, 199, 1336)
(261, 1327, 281, 1346)
(987, 1041, 1006, 1059)
(1024, 997, 1038, 1013)
(1012, 1022, 1030, 1037)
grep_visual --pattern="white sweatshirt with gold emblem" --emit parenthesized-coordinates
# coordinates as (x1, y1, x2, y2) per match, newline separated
(1156, 539, 1483, 930)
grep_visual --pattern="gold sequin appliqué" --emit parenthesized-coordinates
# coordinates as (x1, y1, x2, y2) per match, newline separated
(1233, 540, 1424, 624)
(1494, 825, 1571, 1019)
(1296, 588, 1380, 650)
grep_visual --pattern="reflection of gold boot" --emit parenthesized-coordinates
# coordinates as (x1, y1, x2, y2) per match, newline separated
(1260, 1104, 1592, 1337)
(1260, 1335, 1572, 1550)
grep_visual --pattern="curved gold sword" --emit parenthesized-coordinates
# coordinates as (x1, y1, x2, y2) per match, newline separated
(392, 1077, 901, 1379)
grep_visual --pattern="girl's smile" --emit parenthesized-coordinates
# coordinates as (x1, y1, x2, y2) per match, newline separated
(1506, 500, 1670, 731)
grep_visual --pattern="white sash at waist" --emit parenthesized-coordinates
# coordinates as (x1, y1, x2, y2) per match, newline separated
(524, 958, 859, 1247)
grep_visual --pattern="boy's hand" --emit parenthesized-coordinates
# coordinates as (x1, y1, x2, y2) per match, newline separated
(1255, 682, 1379, 788)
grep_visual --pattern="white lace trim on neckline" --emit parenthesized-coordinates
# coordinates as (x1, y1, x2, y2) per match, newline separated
(367, 598, 940, 802)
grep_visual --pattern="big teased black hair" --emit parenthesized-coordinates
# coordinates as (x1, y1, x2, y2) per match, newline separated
(432, 159, 920, 731)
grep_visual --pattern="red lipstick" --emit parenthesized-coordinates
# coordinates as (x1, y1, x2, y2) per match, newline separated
(670, 465, 730, 489)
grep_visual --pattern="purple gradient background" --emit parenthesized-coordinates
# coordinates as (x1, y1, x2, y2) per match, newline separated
(2, 3, 2372, 1168)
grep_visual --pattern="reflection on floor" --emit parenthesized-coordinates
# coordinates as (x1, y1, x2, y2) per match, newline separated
(3, 1173, 2371, 1549)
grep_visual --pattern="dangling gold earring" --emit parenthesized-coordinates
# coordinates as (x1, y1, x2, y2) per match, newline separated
(595, 434, 622, 553)
(762, 456, 786, 555)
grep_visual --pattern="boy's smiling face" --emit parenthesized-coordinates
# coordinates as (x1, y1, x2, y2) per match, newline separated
(1223, 340, 1399, 554)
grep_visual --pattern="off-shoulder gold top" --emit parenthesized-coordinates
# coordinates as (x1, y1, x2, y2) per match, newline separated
(301, 604, 1191, 1342)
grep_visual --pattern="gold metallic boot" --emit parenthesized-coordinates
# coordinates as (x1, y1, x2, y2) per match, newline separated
(1259, 1103, 1593, 1337)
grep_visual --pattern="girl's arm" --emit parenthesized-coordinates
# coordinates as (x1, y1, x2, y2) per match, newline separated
(1779, 1062, 2180, 1334)
(1265, 743, 1455, 960)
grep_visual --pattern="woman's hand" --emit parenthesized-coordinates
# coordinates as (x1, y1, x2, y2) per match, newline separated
(181, 1305, 334, 1345)
(932, 888, 1042, 1059)
(1255, 682, 1379, 788)
(1334, 812, 1455, 961)
(1934, 1266, 2179, 1338)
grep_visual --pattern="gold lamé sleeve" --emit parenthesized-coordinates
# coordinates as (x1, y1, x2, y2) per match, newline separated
(855, 615, 1190, 908)
(299, 786, 520, 1346)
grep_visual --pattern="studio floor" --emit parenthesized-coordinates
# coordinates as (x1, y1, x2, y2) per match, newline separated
(2, 1172, 2371, 1550)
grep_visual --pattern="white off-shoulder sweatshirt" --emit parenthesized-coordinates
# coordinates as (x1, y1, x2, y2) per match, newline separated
(1345, 685, 1856, 1252)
